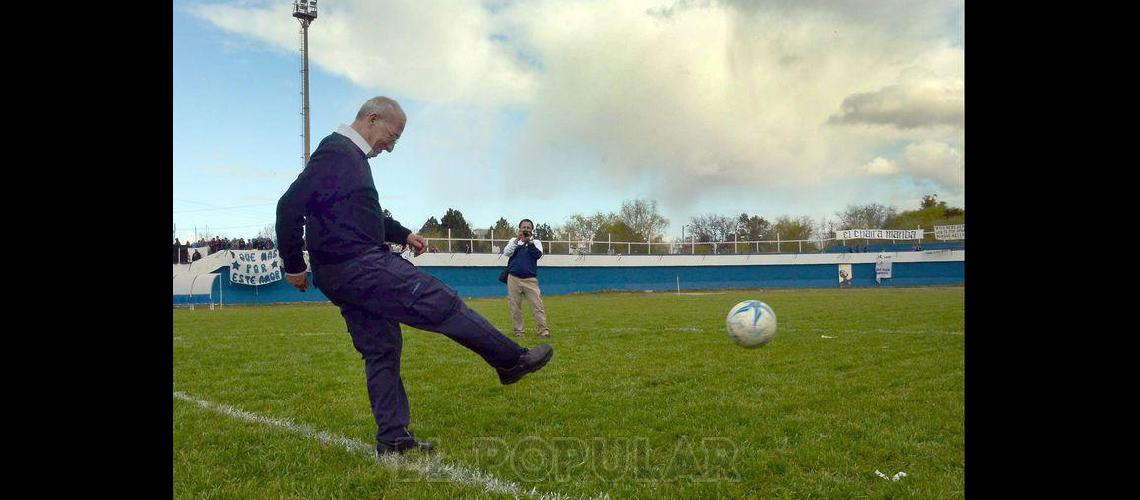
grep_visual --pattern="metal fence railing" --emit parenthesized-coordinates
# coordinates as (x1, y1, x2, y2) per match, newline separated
(409, 228, 963, 255)
(176, 228, 962, 258)
(413, 236, 860, 255)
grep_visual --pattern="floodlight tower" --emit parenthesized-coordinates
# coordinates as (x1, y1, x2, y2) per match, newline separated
(293, 1, 318, 169)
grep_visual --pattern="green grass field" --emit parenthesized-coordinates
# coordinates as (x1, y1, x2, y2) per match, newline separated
(174, 287, 964, 498)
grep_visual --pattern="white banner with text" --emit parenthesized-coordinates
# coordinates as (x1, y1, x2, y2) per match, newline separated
(934, 224, 965, 241)
(876, 254, 894, 283)
(835, 229, 923, 240)
(228, 249, 284, 286)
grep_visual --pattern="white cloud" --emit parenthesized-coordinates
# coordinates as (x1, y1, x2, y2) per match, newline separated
(829, 79, 963, 129)
(493, 1, 962, 200)
(188, 0, 536, 106)
(900, 140, 964, 191)
(829, 42, 964, 129)
(186, 0, 964, 211)
(864, 157, 900, 175)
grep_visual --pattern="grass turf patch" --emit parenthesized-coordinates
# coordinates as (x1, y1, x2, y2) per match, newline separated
(174, 287, 964, 498)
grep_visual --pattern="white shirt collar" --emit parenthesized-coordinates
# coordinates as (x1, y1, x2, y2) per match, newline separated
(336, 124, 372, 156)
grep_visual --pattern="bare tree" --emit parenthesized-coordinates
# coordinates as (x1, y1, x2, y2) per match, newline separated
(835, 203, 897, 229)
(542, 224, 566, 254)
(196, 226, 217, 242)
(256, 224, 276, 241)
(618, 198, 669, 243)
(812, 217, 838, 251)
(687, 213, 738, 253)
(561, 212, 616, 243)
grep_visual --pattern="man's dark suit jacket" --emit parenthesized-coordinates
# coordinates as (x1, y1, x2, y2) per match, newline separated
(276, 132, 413, 275)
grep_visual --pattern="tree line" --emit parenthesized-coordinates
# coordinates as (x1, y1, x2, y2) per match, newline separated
(410, 195, 964, 255)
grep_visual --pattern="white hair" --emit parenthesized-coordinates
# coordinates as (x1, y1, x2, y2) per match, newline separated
(355, 96, 405, 122)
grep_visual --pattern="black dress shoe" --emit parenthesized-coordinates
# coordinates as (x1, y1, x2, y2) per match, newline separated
(377, 436, 435, 456)
(497, 344, 554, 385)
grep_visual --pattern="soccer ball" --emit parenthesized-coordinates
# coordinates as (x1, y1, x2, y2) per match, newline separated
(726, 300, 778, 348)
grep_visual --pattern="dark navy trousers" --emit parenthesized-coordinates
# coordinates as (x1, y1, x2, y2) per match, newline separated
(312, 247, 526, 442)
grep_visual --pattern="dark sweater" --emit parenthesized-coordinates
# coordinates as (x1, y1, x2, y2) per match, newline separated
(506, 240, 543, 279)
(276, 132, 413, 274)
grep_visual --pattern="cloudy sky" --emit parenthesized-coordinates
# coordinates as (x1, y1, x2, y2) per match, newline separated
(173, 0, 964, 243)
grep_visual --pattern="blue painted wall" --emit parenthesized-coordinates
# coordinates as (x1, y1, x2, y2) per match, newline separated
(175, 260, 964, 305)
(420, 262, 963, 297)
(174, 269, 332, 305)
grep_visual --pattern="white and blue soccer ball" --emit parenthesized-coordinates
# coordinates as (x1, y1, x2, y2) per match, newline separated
(726, 300, 778, 348)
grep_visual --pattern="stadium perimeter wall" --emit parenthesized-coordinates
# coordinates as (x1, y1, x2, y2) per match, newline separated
(174, 250, 964, 305)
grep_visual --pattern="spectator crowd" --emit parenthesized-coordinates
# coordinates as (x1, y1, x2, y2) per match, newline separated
(172, 236, 276, 264)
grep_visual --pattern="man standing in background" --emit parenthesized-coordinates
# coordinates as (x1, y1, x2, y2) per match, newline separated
(503, 219, 551, 338)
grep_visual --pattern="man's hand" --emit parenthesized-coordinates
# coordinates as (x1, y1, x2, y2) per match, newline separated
(286, 272, 308, 292)
(406, 233, 428, 256)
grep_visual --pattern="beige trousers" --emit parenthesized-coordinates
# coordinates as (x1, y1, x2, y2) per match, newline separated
(507, 275, 549, 336)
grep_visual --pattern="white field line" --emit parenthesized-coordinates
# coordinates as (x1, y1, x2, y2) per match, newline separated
(173, 391, 605, 500)
(174, 331, 343, 340)
(786, 327, 964, 336)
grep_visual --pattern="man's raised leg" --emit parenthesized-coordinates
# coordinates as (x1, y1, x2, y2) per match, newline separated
(317, 249, 552, 382)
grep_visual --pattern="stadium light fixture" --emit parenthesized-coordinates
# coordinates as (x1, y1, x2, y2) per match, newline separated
(293, 1, 318, 168)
